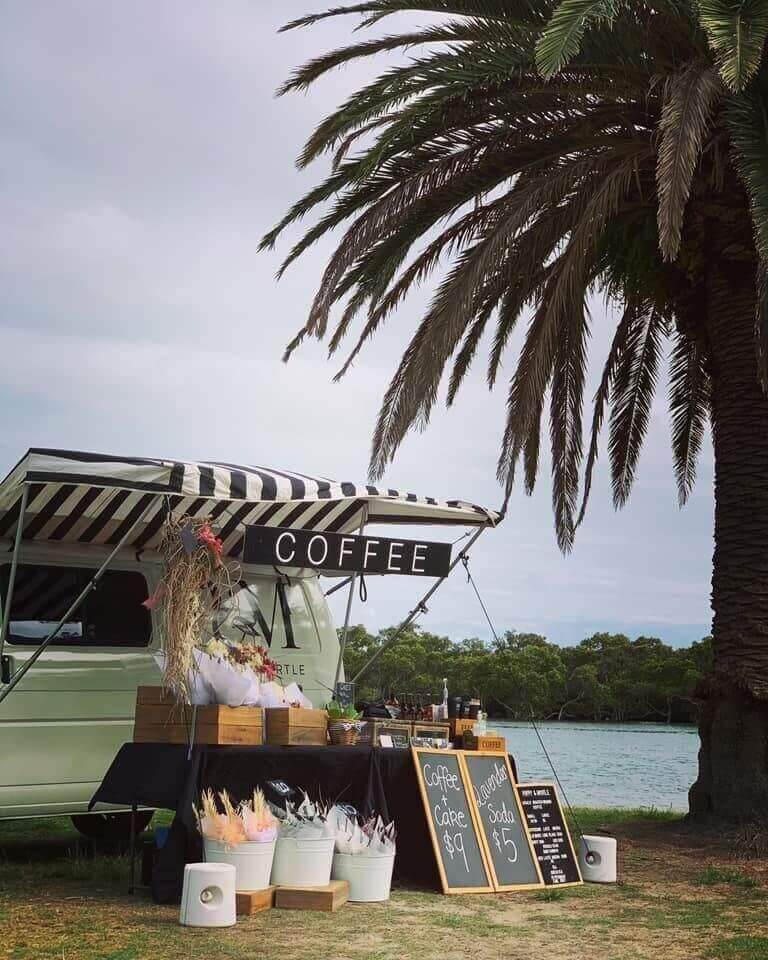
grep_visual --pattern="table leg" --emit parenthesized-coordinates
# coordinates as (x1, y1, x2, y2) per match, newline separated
(128, 804, 137, 895)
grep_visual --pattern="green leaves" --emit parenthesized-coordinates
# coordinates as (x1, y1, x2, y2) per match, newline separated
(535, 0, 616, 78)
(697, 0, 768, 91)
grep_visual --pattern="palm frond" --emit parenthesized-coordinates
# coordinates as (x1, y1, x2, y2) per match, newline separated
(697, 0, 768, 91)
(656, 62, 722, 261)
(536, 0, 617, 78)
(669, 332, 710, 505)
(576, 298, 640, 527)
(609, 308, 667, 507)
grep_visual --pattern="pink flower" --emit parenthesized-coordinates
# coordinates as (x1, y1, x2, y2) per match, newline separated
(142, 583, 166, 610)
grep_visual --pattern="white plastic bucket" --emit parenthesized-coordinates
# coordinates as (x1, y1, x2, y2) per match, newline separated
(203, 837, 276, 892)
(332, 852, 395, 902)
(270, 835, 335, 887)
(578, 835, 617, 884)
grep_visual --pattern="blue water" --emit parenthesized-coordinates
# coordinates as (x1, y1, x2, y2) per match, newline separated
(494, 721, 699, 811)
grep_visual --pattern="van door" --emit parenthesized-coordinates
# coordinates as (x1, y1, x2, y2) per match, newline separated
(0, 555, 161, 818)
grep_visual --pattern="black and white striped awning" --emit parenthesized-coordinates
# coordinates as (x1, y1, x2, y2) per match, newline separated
(0, 449, 502, 560)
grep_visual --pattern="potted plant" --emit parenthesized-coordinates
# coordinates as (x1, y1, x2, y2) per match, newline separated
(326, 701, 363, 745)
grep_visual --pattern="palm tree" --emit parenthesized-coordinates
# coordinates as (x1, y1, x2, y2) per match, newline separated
(263, 0, 768, 820)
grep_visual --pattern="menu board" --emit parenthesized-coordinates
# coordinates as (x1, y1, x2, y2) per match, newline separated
(461, 753, 543, 891)
(515, 784, 582, 886)
(412, 749, 494, 894)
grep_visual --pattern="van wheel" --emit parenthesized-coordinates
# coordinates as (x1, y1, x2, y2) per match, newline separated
(71, 811, 154, 845)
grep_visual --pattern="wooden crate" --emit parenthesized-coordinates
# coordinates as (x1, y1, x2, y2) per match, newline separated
(133, 687, 264, 746)
(462, 731, 507, 752)
(236, 887, 275, 915)
(357, 718, 412, 747)
(265, 707, 327, 746)
(412, 721, 450, 741)
(450, 718, 476, 739)
(275, 880, 349, 912)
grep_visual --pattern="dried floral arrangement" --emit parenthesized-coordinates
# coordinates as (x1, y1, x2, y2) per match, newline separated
(143, 515, 237, 702)
(195, 788, 279, 846)
(334, 813, 396, 856)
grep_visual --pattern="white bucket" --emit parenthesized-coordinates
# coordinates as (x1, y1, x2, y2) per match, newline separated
(270, 835, 335, 887)
(332, 852, 395, 902)
(204, 837, 276, 892)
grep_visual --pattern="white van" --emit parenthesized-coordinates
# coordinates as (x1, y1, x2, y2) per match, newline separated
(0, 545, 339, 837)
(0, 449, 497, 840)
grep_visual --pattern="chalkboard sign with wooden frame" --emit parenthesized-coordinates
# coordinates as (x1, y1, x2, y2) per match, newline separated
(460, 752, 543, 892)
(515, 783, 582, 887)
(411, 748, 494, 895)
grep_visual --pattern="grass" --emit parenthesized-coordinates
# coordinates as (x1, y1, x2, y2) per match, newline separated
(695, 865, 759, 888)
(1, 806, 767, 960)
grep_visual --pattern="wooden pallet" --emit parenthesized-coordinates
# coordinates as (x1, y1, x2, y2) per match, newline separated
(274, 880, 349, 912)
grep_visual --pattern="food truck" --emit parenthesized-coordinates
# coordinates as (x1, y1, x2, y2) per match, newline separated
(0, 449, 499, 839)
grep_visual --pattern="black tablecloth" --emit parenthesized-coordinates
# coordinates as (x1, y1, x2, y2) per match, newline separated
(91, 743, 518, 903)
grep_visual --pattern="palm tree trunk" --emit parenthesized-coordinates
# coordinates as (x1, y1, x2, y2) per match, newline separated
(689, 260, 768, 819)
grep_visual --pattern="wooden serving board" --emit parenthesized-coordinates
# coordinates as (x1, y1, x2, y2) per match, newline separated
(133, 687, 264, 745)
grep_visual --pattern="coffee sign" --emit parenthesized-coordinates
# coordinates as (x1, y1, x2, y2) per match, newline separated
(412, 749, 494, 894)
(243, 525, 451, 577)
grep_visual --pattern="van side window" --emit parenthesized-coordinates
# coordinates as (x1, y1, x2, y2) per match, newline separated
(0, 564, 152, 647)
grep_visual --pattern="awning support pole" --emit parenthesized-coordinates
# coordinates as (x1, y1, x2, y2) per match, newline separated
(0, 498, 156, 705)
(0, 483, 30, 667)
(332, 509, 367, 693)
(350, 523, 489, 686)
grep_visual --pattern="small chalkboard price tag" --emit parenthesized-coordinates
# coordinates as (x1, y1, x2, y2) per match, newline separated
(461, 753, 543, 892)
(515, 783, 582, 886)
(335, 682, 355, 709)
(412, 748, 494, 894)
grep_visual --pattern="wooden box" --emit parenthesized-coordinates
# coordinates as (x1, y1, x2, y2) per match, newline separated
(450, 718, 476, 738)
(275, 880, 349, 912)
(236, 887, 275, 915)
(265, 707, 327, 746)
(357, 718, 412, 747)
(462, 730, 507, 752)
(133, 687, 263, 745)
(412, 721, 450, 741)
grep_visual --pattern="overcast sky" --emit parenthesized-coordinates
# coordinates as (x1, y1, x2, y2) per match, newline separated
(0, 1, 714, 647)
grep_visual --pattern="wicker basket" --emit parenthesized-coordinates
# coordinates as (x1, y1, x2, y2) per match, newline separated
(328, 719, 359, 746)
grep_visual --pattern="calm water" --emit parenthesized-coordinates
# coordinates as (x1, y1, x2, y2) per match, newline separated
(494, 721, 699, 811)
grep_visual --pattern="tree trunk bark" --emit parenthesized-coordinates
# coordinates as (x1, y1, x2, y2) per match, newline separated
(689, 259, 768, 819)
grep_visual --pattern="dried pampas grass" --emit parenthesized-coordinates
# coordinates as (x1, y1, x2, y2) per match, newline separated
(153, 515, 238, 702)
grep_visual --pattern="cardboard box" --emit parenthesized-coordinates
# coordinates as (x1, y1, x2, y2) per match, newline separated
(133, 687, 263, 745)
(265, 707, 327, 746)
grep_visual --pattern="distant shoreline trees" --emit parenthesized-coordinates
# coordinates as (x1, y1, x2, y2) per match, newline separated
(342, 626, 712, 725)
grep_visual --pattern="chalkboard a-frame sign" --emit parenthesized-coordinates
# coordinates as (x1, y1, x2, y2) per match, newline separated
(515, 783, 582, 887)
(412, 748, 494, 894)
(460, 752, 543, 892)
